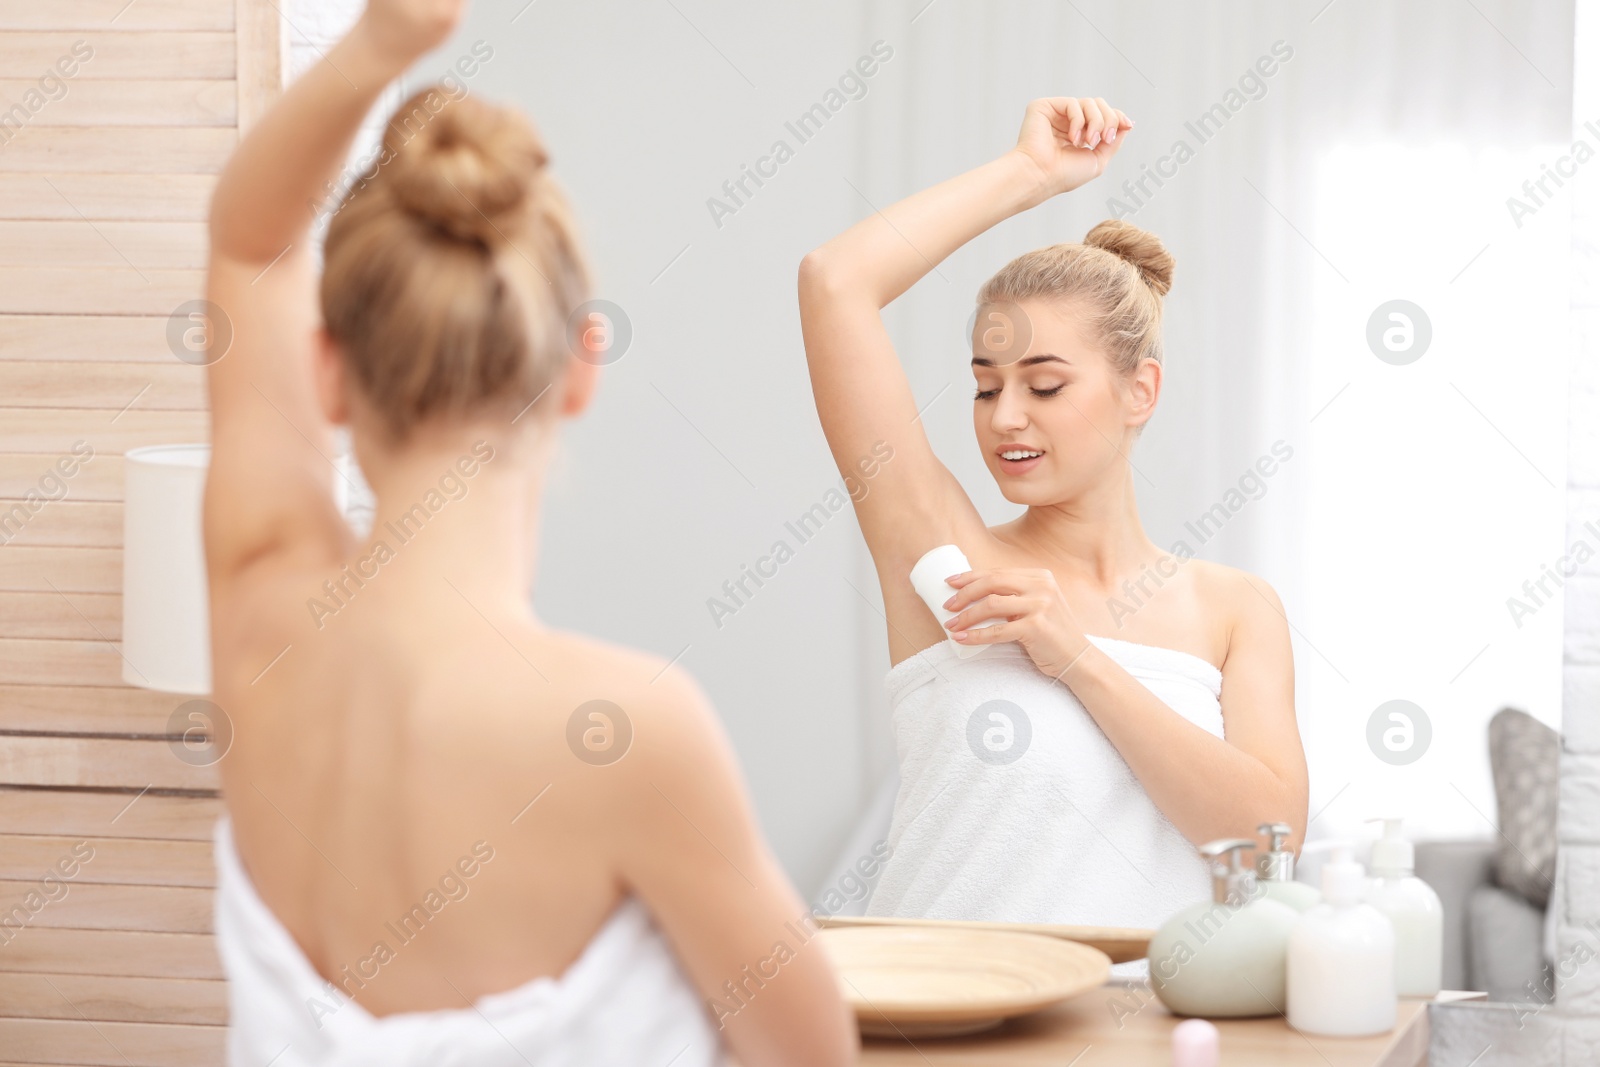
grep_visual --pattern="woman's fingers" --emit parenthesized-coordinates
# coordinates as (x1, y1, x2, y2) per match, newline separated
(1022, 96, 1131, 153)
(943, 570, 1040, 609)
(1095, 98, 1117, 143)
(951, 618, 1020, 644)
(1080, 97, 1107, 148)
(1052, 96, 1086, 145)
(942, 570, 991, 605)
(945, 593, 1027, 633)
(1041, 96, 1088, 146)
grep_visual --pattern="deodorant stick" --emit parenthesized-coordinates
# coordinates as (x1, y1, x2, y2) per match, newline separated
(909, 544, 997, 660)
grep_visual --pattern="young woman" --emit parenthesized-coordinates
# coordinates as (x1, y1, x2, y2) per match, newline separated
(202, 2, 855, 1063)
(798, 98, 1308, 938)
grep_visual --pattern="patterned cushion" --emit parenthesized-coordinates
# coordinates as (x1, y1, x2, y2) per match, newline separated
(1487, 707, 1560, 908)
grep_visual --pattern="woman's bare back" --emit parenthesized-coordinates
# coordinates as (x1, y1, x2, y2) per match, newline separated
(214, 553, 674, 1015)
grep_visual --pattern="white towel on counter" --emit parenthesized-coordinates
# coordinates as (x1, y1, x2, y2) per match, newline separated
(212, 816, 726, 1067)
(865, 635, 1227, 971)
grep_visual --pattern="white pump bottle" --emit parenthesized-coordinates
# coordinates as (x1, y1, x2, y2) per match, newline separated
(1286, 841, 1396, 1036)
(1254, 822, 1321, 912)
(1147, 838, 1300, 1018)
(1363, 817, 1443, 997)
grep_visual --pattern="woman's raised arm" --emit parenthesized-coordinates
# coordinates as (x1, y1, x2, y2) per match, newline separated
(203, 2, 462, 587)
(795, 98, 1133, 575)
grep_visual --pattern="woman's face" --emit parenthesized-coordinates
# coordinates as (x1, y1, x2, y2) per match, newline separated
(970, 296, 1154, 506)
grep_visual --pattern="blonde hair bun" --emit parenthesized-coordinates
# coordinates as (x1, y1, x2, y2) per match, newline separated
(387, 92, 548, 246)
(1084, 218, 1174, 298)
(321, 86, 591, 444)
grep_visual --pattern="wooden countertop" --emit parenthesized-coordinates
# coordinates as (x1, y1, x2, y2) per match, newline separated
(855, 985, 1484, 1066)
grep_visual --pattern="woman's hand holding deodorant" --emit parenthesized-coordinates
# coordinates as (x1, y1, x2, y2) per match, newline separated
(937, 550, 1094, 681)
(910, 546, 997, 659)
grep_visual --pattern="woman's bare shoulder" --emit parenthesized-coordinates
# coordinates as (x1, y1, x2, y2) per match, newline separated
(1183, 559, 1291, 669)
(1184, 557, 1284, 606)
(538, 630, 713, 707)
(479, 628, 733, 773)
(491, 631, 757, 868)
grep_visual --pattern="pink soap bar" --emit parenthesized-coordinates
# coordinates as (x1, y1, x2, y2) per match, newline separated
(1171, 1018, 1219, 1067)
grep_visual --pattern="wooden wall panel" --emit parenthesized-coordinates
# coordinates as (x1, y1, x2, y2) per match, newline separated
(0, 411, 209, 453)
(234, 0, 280, 131)
(0, 223, 209, 269)
(0, 685, 183, 733)
(0, 641, 127, 687)
(0, 736, 223, 789)
(0, 455, 122, 498)
(0, 176, 217, 220)
(0, 269, 206, 315)
(0, 128, 231, 173)
(0, 1, 234, 32)
(0, 1, 277, 1056)
(0, 81, 235, 126)
(0, 593, 121, 640)
(0, 502, 121, 547)
(0, 317, 176, 364)
(0, 788, 219, 839)
(0, 33, 234, 79)
(0, 881, 212, 932)
(0, 834, 215, 887)
(0, 1016, 224, 1067)
(0, 548, 121, 595)
(0, 364, 204, 410)
(0, 973, 226, 1025)
(0, 929, 223, 979)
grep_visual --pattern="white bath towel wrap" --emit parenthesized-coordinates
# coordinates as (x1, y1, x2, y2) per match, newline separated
(866, 634, 1226, 972)
(212, 816, 726, 1066)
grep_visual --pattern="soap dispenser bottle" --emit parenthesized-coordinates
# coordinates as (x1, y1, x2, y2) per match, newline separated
(1286, 842, 1396, 1036)
(1148, 838, 1301, 1018)
(1363, 817, 1443, 996)
(1255, 822, 1321, 912)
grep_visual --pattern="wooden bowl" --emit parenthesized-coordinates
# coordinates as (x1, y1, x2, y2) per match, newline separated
(817, 913, 1152, 964)
(816, 924, 1111, 1039)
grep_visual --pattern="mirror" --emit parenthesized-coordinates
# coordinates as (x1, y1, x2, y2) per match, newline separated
(406, 0, 1577, 1010)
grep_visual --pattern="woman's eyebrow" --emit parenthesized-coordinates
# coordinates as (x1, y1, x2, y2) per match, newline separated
(970, 353, 1071, 367)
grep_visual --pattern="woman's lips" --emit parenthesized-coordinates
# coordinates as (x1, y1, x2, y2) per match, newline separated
(996, 450, 1045, 474)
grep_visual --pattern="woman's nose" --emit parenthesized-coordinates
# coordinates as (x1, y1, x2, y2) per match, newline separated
(990, 391, 1029, 432)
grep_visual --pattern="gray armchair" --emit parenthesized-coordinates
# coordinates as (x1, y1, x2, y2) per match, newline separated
(1415, 839, 1551, 1002)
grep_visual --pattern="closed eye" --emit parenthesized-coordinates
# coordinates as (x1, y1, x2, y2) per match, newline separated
(973, 384, 1066, 400)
